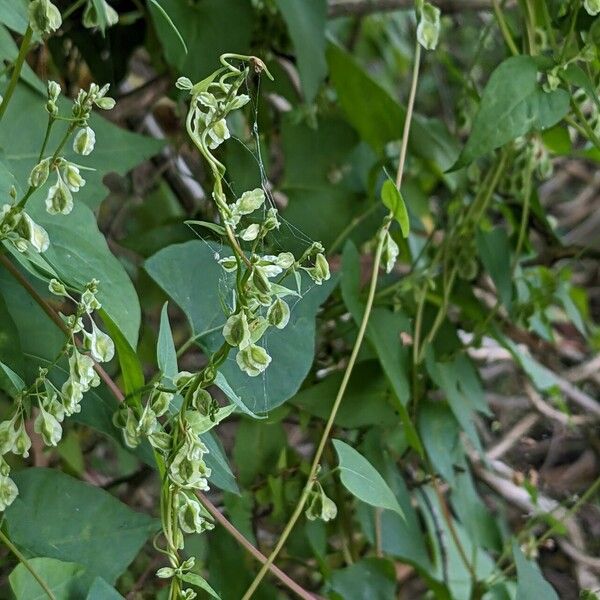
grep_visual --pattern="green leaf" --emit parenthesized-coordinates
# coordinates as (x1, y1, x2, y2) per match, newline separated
(145, 240, 336, 413)
(380, 179, 409, 237)
(290, 361, 398, 429)
(157, 302, 178, 379)
(0, 25, 45, 92)
(513, 541, 559, 600)
(147, 0, 188, 54)
(101, 311, 145, 403)
(233, 419, 286, 485)
(180, 572, 220, 599)
(476, 227, 512, 310)
(276, 0, 327, 102)
(148, 0, 254, 82)
(0, 85, 164, 210)
(27, 201, 142, 348)
(0, 360, 25, 396)
(5, 468, 159, 583)
(202, 431, 239, 495)
(326, 42, 459, 174)
(279, 115, 364, 254)
(332, 439, 404, 517)
(453, 56, 570, 169)
(0, 288, 25, 393)
(9, 557, 85, 600)
(86, 577, 125, 599)
(0, 0, 28, 33)
(329, 558, 397, 600)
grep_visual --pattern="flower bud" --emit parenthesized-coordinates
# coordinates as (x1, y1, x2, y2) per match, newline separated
(63, 163, 86, 192)
(0, 474, 18, 511)
(308, 253, 330, 285)
(13, 419, 31, 458)
(584, 0, 600, 15)
(83, 320, 115, 363)
(34, 406, 62, 447)
(28, 0, 62, 36)
(235, 344, 272, 377)
(28, 158, 50, 188)
(306, 484, 337, 522)
(177, 493, 214, 534)
(176, 77, 193, 91)
(0, 418, 18, 455)
(45, 176, 73, 215)
(236, 188, 265, 215)
(222, 312, 251, 348)
(382, 231, 399, 274)
(95, 96, 115, 110)
(83, 0, 119, 29)
(151, 390, 173, 417)
(416, 1, 441, 50)
(73, 126, 96, 156)
(156, 567, 175, 579)
(80, 289, 101, 313)
(251, 267, 271, 295)
(48, 278, 67, 296)
(240, 223, 260, 241)
(261, 208, 279, 232)
(207, 118, 230, 149)
(47, 80, 61, 101)
(18, 213, 49, 253)
(267, 298, 290, 329)
(191, 388, 212, 413)
(218, 256, 237, 272)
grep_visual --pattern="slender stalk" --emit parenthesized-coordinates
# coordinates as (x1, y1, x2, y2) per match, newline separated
(0, 529, 57, 600)
(569, 101, 600, 151)
(0, 26, 33, 123)
(241, 38, 423, 600)
(491, 0, 519, 56)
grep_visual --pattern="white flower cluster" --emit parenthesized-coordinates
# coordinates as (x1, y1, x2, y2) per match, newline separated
(0, 279, 113, 512)
(218, 206, 331, 378)
(0, 203, 49, 254)
(180, 63, 331, 380)
(29, 81, 114, 216)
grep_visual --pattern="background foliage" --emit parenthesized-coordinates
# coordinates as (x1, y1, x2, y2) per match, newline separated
(0, 0, 599, 598)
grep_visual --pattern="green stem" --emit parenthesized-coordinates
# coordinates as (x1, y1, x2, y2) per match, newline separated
(0, 529, 57, 600)
(241, 37, 423, 600)
(491, 0, 519, 56)
(0, 26, 33, 123)
(569, 101, 600, 150)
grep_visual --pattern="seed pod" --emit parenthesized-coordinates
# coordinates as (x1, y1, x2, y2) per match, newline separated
(235, 344, 272, 377)
(416, 1, 441, 50)
(236, 188, 265, 215)
(45, 176, 73, 215)
(0, 475, 18, 511)
(28, 0, 62, 36)
(34, 406, 62, 447)
(73, 126, 96, 156)
(267, 298, 290, 329)
(28, 158, 50, 188)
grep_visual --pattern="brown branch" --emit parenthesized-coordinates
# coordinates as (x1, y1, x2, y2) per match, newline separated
(327, 0, 493, 18)
(0, 254, 318, 600)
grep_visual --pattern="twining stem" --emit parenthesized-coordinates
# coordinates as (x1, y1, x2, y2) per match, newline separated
(241, 40, 423, 600)
(0, 26, 33, 123)
(0, 529, 57, 600)
(0, 254, 316, 600)
(491, 0, 519, 56)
